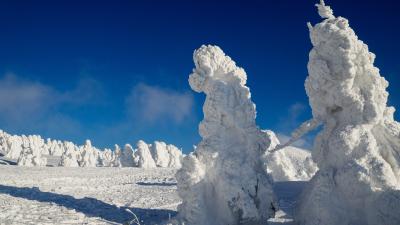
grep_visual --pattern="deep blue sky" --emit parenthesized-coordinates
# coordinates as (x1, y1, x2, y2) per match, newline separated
(0, 0, 398, 152)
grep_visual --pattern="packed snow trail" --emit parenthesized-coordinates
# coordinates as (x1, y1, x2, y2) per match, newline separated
(295, 1, 400, 224)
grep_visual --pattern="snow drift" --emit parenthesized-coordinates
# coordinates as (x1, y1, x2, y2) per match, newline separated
(176, 45, 277, 225)
(295, 1, 400, 224)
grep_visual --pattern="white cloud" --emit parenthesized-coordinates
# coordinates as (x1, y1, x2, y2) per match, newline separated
(125, 83, 194, 124)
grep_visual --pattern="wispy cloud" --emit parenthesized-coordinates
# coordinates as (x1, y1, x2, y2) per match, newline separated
(0, 73, 105, 133)
(125, 83, 194, 124)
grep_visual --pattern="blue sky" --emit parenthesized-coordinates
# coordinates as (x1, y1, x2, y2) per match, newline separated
(0, 0, 398, 152)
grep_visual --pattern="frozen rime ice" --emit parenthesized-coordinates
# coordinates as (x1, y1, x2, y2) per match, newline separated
(295, 1, 400, 224)
(176, 45, 277, 225)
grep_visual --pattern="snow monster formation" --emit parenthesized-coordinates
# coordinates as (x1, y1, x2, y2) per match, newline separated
(176, 45, 277, 225)
(295, 1, 400, 224)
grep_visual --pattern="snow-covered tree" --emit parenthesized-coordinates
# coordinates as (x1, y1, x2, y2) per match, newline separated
(133, 140, 156, 168)
(59, 141, 80, 167)
(295, 1, 400, 224)
(78, 140, 101, 167)
(151, 141, 170, 167)
(150, 141, 183, 168)
(17, 135, 47, 166)
(120, 144, 135, 167)
(263, 131, 317, 182)
(176, 45, 277, 225)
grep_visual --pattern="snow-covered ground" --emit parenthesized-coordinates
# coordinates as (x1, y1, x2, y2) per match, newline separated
(0, 165, 180, 225)
(0, 159, 308, 225)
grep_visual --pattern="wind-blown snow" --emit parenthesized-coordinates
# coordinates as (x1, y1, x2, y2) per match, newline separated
(295, 1, 400, 224)
(176, 45, 277, 225)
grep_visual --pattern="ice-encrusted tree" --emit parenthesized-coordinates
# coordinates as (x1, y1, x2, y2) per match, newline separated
(133, 140, 156, 168)
(120, 144, 135, 167)
(176, 45, 277, 225)
(59, 141, 80, 167)
(78, 140, 101, 167)
(295, 1, 400, 224)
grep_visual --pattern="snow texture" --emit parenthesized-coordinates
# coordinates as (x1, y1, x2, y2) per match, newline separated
(176, 45, 277, 225)
(295, 1, 400, 224)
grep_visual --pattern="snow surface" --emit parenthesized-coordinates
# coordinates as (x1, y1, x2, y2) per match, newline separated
(0, 163, 313, 225)
(176, 45, 277, 225)
(0, 165, 179, 225)
(295, 1, 400, 224)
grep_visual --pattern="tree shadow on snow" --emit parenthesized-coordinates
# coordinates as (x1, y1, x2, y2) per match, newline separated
(0, 184, 177, 224)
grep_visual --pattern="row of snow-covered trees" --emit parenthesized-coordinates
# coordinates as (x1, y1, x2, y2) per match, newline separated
(0, 130, 183, 168)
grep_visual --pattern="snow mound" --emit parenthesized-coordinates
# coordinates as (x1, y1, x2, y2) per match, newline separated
(295, 1, 400, 224)
(176, 45, 277, 225)
(264, 132, 317, 182)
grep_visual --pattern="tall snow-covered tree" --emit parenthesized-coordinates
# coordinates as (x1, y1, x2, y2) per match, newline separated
(176, 45, 277, 225)
(295, 1, 400, 224)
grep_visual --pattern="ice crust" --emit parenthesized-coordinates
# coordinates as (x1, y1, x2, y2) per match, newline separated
(176, 45, 277, 225)
(295, 1, 400, 224)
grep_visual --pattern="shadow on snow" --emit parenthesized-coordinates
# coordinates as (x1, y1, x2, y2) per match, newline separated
(0, 184, 177, 224)
(136, 182, 177, 187)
